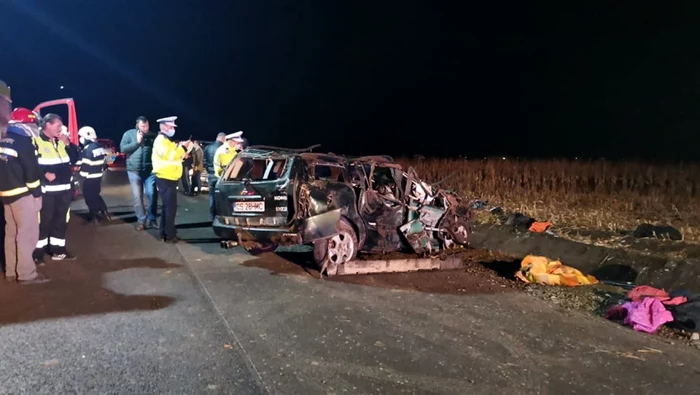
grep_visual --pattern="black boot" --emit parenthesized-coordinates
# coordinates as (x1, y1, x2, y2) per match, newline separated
(100, 210, 112, 222)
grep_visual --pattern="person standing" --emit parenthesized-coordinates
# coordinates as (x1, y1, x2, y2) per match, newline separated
(151, 116, 191, 243)
(59, 125, 81, 198)
(78, 126, 110, 224)
(0, 86, 49, 284)
(213, 131, 245, 178)
(180, 145, 193, 195)
(120, 116, 159, 230)
(203, 133, 225, 220)
(33, 113, 77, 261)
(0, 81, 8, 274)
(189, 140, 204, 195)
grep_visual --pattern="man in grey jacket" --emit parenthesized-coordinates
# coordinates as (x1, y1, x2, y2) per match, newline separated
(120, 116, 159, 230)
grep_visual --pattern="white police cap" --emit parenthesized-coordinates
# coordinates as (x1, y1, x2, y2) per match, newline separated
(156, 116, 178, 127)
(225, 130, 244, 142)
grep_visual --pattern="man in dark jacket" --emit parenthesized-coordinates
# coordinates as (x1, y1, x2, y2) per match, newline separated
(189, 141, 204, 195)
(1, 100, 50, 284)
(180, 149, 193, 195)
(203, 133, 225, 220)
(120, 116, 159, 230)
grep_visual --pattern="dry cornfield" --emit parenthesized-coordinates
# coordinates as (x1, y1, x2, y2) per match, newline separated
(398, 158, 700, 242)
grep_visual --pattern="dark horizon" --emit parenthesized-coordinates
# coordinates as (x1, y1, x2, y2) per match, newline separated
(3, 1, 700, 161)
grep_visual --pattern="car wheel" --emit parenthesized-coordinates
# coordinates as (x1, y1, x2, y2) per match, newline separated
(313, 218, 358, 276)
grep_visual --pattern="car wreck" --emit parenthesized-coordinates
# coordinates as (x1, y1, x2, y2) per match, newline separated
(213, 145, 474, 275)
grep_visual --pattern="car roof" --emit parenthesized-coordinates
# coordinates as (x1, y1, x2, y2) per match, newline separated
(237, 146, 401, 168)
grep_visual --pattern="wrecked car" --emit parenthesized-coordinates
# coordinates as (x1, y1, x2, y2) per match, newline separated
(212, 145, 474, 275)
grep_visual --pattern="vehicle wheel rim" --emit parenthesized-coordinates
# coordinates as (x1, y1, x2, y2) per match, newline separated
(327, 232, 354, 264)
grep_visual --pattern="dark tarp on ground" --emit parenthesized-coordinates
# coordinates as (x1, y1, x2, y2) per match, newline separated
(668, 290, 700, 331)
(632, 224, 682, 241)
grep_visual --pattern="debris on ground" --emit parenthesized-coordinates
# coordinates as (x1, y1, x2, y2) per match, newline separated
(633, 223, 683, 241)
(528, 221, 553, 233)
(609, 298, 674, 334)
(522, 281, 700, 349)
(515, 255, 598, 286)
(523, 283, 626, 314)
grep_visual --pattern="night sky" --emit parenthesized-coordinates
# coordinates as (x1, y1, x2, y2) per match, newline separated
(2, 1, 699, 160)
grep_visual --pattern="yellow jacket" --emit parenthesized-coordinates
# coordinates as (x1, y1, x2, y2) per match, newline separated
(151, 134, 186, 181)
(214, 143, 237, 177)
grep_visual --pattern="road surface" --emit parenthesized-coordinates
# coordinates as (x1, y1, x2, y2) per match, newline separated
(0, 170, 698, 394)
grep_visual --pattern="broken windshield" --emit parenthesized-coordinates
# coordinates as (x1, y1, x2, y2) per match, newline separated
(224, 157, 288, 181)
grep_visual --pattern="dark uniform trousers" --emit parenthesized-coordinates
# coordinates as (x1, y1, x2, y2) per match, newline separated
(180, 164, 191, 194)
(208, 175, 218, 220)
(83, 178, 107, 215)
(156, 177, 178, 239)
(34, 191, 72, 258)
(0, 206, 5, 273)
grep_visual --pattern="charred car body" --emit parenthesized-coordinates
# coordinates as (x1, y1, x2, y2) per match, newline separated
(213, 145, 473, 275)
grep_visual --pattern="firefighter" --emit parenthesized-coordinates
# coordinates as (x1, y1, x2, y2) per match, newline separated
(0, 102, 50, 284)
(151, 116, 191, 243)
(213, 131, 244, 178)
(33, 113, 77, 261)
(78, 126, 110, 223)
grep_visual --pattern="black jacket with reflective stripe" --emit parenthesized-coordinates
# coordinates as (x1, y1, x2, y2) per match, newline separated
(33, 132, 74, 193)
(0, 131, 42, 204)
(79, 141, 107, 178)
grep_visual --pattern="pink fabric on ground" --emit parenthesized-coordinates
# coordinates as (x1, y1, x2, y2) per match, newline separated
(627, 285, 687, 306)
(622, 298, 674, 333)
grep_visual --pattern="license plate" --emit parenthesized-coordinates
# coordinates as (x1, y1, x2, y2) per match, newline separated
(234, 201, 265, 212)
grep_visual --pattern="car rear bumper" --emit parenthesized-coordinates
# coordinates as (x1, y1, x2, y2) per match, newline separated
(213, 216, 303, 246)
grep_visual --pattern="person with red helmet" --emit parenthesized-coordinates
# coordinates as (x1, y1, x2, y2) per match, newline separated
(0, 85, 50, 284)
(8, 107, 40, 137)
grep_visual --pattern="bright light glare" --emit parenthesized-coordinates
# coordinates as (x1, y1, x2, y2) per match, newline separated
(60, 86, 64, 90)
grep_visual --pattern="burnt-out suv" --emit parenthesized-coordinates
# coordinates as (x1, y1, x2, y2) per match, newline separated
(213, 145, 473, 275)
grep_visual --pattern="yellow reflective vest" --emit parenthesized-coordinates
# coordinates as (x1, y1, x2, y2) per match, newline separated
(213, 143, 237, 177)
(33, 133, 74, 193)
(151, 134, 186, 181)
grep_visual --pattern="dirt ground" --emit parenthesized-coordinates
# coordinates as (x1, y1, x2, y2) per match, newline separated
(243, 247, 523, 295)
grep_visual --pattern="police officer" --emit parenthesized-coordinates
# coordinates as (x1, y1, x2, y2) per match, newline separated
(151, 116, 191, 243)
(33, 113, 77, 261)
(78, 126, 110, 223)
(213, 131, 244, 178)
(0, 97, 49, 283)
(203, 132, 225, 220)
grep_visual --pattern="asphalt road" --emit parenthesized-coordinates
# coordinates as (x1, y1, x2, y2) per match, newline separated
(1, 169, 699, 395)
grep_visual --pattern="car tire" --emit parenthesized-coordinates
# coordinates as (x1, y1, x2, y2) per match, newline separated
(313, 218, 358, 276)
